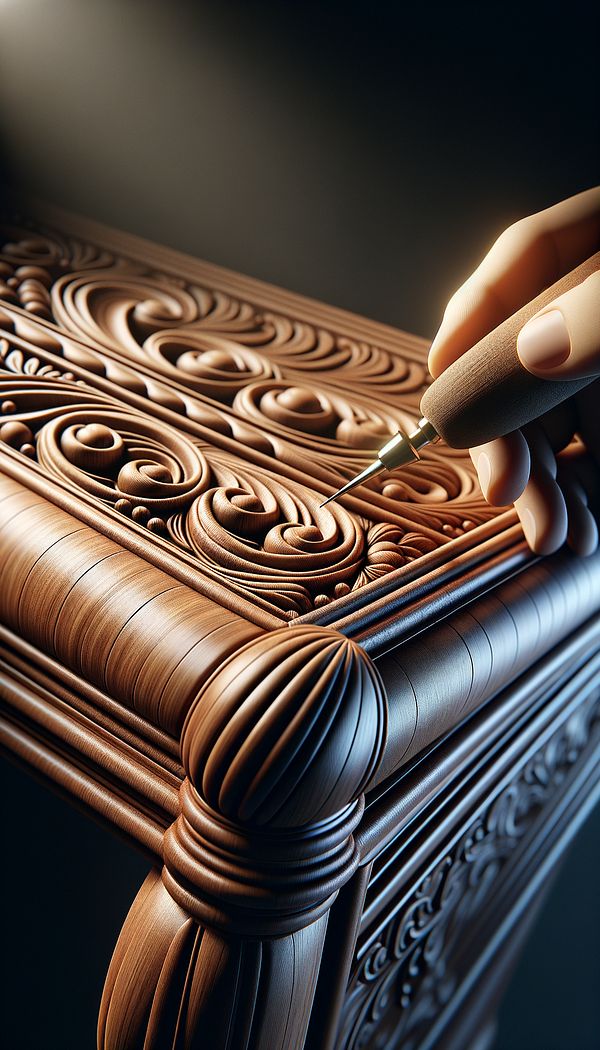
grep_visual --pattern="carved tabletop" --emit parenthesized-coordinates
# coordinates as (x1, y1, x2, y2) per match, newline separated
(1, 200, 599, 1050)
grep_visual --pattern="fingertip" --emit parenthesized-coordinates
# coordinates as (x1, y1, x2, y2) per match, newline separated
(517, 310, 571, 375)
(428, 331, 453, 379)
(470, 432, 530, 506)
(569, 504, 599, 556)
(427, 347, 442, 380)
(473, 448, 491, 500)
(564, 480, 599, 557)
(517, 271, 600, 381)
(514, 468, 568, 556)
(519, 506, 538, 550)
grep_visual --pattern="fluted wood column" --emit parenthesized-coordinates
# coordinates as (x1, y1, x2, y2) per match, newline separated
(98, 625, 388, 1050)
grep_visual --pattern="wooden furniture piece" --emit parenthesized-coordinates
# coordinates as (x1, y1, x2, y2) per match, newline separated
(1, 200, 599, 1050)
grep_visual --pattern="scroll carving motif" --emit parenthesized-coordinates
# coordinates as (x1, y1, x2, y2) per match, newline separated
(340, 682, 600, 1050)
(1, 224, 428, 396)
(182, 458, 366, 615)
(0, 211, 500, 622)
(0, 363, 440, 616)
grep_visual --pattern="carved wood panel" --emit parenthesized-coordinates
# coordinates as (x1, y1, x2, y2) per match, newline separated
(0, 207, 500, 626)
(1, 204, 599, 1050)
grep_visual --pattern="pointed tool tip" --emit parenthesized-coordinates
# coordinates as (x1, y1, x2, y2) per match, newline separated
(319, 459, 386, 508)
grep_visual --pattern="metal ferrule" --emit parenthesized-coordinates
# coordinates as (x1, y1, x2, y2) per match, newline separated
(377, 430, 419, 469)
(377, 417, 440, 471)
(319, 417, 440, 507)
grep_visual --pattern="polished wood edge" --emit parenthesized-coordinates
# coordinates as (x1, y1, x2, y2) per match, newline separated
(360, 612, 600, 861)
(371, 549, 600, 782)
(0, 656, 180, 806)
(296, 513, 520, 630)
(361, 640, 600, 927)
(0, 624, 183, 766)
(337, 528, 530, 651)
(0, 728, 166, 861)
(0, 470, 263, 734)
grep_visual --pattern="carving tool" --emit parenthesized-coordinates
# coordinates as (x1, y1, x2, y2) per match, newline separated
(321, 252, 600, 507)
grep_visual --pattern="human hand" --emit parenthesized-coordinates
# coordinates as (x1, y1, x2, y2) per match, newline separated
(428, 187, 600, 556)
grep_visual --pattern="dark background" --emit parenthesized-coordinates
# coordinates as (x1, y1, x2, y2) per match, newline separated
(0, 1, 598, 1047)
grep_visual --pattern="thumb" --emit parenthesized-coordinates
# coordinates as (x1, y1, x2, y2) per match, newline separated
(517, 269, 600, 380)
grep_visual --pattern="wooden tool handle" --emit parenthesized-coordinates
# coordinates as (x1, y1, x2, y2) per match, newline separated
(420, 251, 600, 448)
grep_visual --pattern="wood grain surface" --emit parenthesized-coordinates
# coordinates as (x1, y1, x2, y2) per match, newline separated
(373, 547, 600, 783)
(0, 471, 261, 734)
(1, 201, 599, 1050)
(0, 200, 509, 630)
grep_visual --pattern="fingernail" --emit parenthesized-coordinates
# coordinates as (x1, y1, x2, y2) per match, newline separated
(521, 507, 537, 549)
(475, 451, 491, 499)
(517, 310, 571, 371)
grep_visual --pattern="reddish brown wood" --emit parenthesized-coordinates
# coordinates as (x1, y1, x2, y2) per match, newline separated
(1, 200, 599, 1050)
(99, 625, 386, 1049)
(0, 472, 262, 734)
(0, 200, 508, 631)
